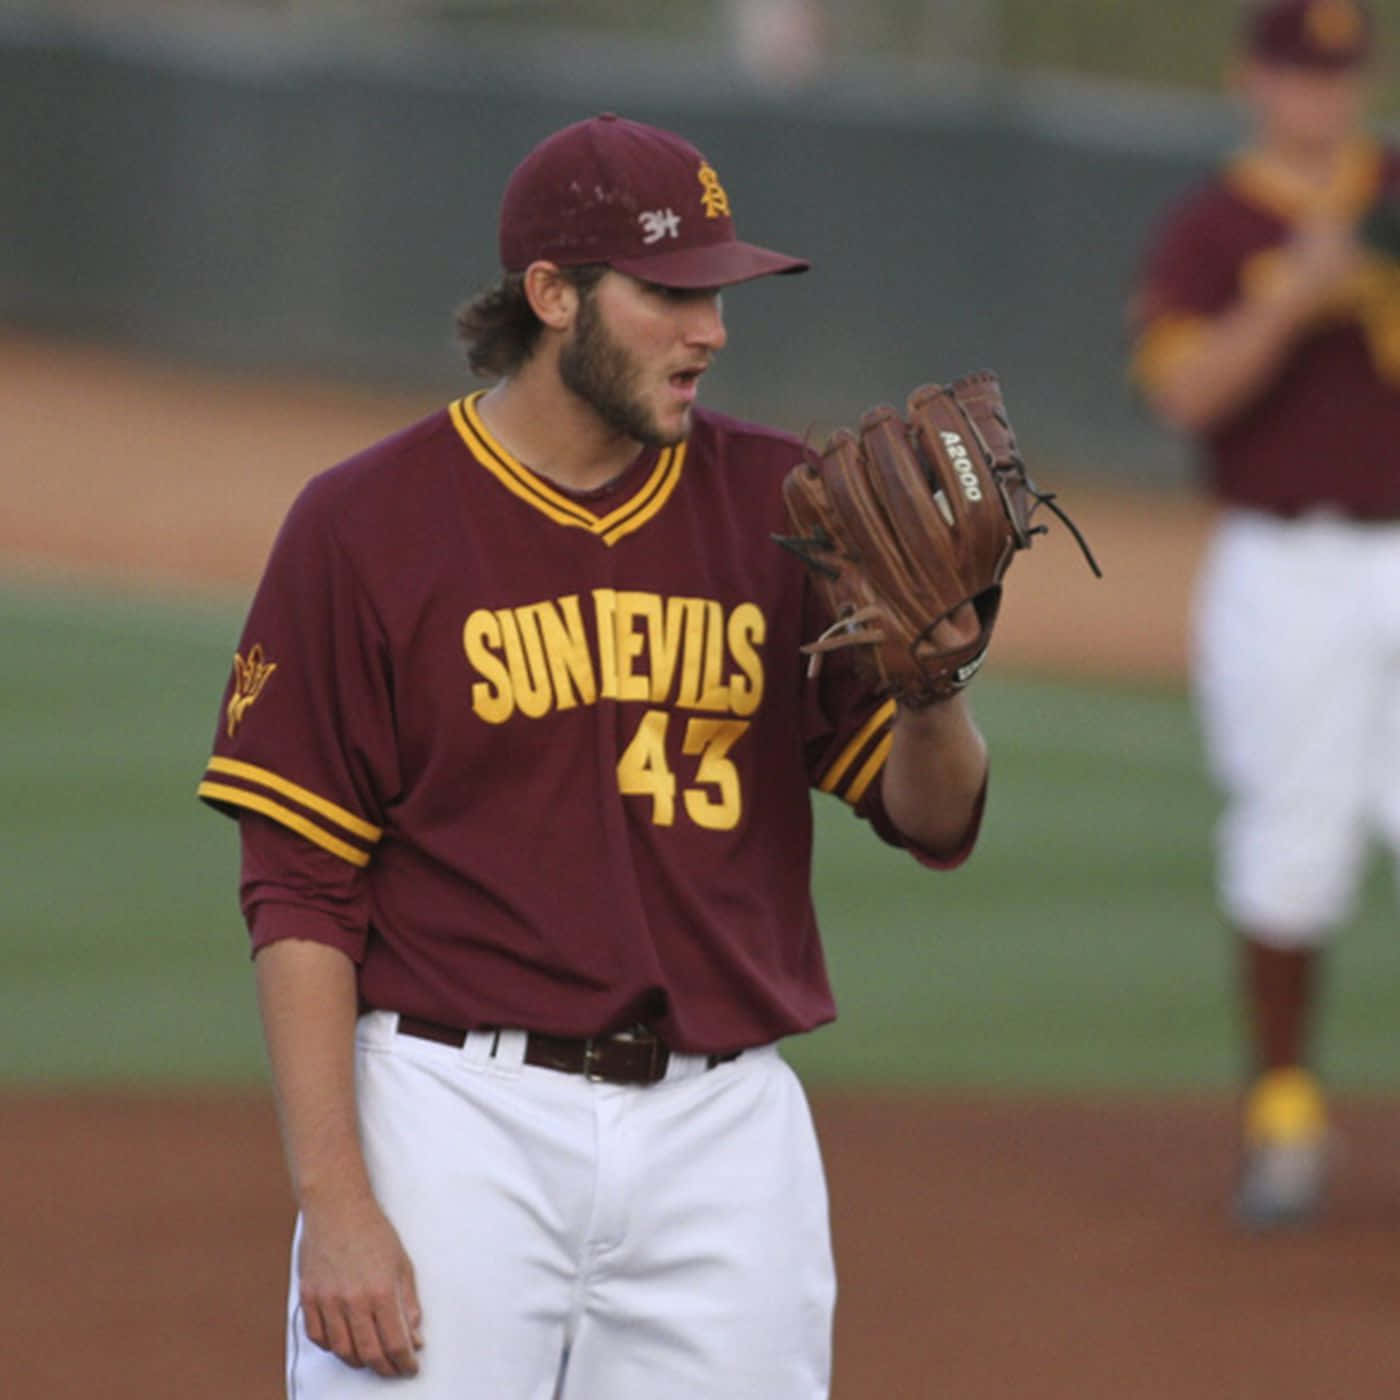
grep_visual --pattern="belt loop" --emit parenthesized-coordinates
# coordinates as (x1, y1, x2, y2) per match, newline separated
(488, 1028, 528, 1072)
(458, 1027, 495, 1068)
(362, 1009, 398, 1048)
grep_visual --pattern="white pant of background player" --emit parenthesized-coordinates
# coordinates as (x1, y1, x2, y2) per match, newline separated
(285, 1011, 835, 1398)
(1194, 509, 1400, 941)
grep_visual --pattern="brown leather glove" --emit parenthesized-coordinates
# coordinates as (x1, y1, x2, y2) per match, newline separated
(777, 371, 1099, 706)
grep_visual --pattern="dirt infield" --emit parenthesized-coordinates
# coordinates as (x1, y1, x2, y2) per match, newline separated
(7, 333, 1398, 1397)
(8, 1089, 1400, 1398)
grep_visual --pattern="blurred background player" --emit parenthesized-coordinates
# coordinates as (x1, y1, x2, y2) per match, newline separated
(1129, 0, 1400, 1228)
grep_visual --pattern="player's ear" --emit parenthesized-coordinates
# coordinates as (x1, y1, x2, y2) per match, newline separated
(523, 261, 579, 332)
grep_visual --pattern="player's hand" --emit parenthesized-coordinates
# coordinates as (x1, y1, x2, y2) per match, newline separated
(892, 601, 984, 711)
(1281, 218, 1365, 313)
(297, 1192, 424, 1378)
(927, 600, 981, 654)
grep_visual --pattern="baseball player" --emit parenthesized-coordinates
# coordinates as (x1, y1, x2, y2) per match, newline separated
(1130, 0, 1400, 1228)
(199, 113, 990, 1396)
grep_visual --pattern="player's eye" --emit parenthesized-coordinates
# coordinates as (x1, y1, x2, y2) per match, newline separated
(643, 281, 720, 306)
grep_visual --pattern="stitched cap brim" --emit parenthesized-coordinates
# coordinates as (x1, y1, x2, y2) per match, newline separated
(609, 239, 810, 289)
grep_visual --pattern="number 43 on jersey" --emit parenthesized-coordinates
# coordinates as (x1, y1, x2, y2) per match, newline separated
(617, 710, 748, 831)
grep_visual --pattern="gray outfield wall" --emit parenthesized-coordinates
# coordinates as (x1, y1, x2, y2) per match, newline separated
(2, 15, 1247, 483)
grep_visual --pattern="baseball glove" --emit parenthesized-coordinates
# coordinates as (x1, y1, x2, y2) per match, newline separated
(775, 370, 1100, 707)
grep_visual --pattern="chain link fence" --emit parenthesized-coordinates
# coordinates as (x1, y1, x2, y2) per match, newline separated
(161, 0, 1393, 100)
(7, 0, 1399, 95)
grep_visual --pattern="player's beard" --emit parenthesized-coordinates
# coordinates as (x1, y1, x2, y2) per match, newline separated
(557, 292, 686, 448)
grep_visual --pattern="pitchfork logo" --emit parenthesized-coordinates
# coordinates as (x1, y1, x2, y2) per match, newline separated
(227, 643, 277, 737)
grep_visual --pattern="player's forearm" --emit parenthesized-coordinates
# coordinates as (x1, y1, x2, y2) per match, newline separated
(254, 937, 374, 1212)
(881, 693, 988, 856)
(1147, 289, 1317, 435)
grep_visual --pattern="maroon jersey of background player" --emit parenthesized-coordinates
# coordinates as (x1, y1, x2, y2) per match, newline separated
(1132, 138, 1400, 517)
(198, 392, 979, 1055)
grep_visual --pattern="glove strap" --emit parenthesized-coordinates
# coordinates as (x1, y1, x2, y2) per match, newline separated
(800, 604, 886, 678)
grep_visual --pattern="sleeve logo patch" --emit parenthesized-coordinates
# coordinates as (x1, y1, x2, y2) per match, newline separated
(226, 643, 277, 737)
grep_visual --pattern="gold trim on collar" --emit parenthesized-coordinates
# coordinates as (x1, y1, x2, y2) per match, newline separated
(1225, 139, 1383, 223)
(449, 392, 687, 547)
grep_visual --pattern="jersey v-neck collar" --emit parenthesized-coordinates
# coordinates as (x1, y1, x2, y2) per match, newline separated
(1226, 138, 1383, 222)
(449, 390, 688, 547)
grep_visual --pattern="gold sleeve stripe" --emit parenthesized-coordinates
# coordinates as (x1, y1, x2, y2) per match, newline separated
(204, 756, 382, 842)
(819, 700, 896, 794)
(846, 734, 894, 806)
(1129, 314, 1210, 392)
(196, 782, 372, 867)
(452, 393, 688, 547)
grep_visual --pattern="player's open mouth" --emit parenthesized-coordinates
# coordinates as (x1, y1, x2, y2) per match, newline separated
(670, 368, 704, 402)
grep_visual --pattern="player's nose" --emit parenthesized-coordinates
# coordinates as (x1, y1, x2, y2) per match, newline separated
(685, 294, 727, 352)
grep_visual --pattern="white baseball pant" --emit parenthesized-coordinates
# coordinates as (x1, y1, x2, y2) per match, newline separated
(284, 1011, 835, 1398)
(1192, 508, 1400, 943)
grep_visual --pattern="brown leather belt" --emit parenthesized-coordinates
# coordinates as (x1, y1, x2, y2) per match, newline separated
(395, 1015, 739, 1087)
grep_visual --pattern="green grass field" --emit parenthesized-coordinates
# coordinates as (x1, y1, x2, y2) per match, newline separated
(4, 581, 1398, 1092)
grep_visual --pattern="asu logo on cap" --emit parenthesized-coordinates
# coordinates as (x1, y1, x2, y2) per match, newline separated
(697, 162, 732, 220)
(1306, 0, 1366, 51)
(1244, 0, 1373, 68)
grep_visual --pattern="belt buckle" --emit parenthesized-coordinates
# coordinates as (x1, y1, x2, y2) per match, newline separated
(640, 1034, 664, 1084)
(640, 1032, 671, 1084)
(582, 1030, 666, 1084)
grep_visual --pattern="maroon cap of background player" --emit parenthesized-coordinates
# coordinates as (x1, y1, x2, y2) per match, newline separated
(498, 113, 809, 288)
(1243, 0, 1374, 69)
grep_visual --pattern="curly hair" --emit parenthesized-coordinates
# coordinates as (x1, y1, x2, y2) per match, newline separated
(455, 264, 608, 380)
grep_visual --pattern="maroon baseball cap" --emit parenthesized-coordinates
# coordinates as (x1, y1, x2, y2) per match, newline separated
(498, 113, 809, 289)
(1243, 0, 1374, 69)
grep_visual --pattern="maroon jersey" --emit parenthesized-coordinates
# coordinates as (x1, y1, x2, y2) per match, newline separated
(1130, 139, 1400, 517)
(198, 395, 979, 1053)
